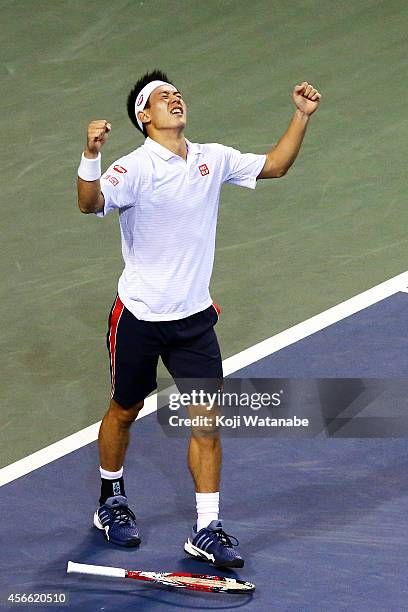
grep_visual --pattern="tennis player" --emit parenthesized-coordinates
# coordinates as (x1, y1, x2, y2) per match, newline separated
(77, 70, 321, 567)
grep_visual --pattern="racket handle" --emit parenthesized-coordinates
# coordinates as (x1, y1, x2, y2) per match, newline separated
(67, 561, 126, 579)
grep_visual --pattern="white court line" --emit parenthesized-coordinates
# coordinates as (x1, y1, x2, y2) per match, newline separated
(223, 272, 408, 375)
(1, 270, 407, 488)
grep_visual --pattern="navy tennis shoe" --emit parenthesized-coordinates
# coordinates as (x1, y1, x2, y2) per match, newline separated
(184, 520, 244, 568)
(93, 495, 141, 547)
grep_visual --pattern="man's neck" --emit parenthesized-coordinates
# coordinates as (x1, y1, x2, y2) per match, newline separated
(147, 129, 187, 161)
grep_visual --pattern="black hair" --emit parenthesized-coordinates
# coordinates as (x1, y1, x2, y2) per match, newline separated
(127, 69, 174, 137)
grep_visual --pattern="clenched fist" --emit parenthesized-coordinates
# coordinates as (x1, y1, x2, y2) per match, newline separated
(85, 120, 112, 158)
(292, 82, 321, 116)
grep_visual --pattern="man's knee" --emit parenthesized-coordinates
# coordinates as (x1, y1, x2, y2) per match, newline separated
(188, 404, 220, 440)
(109, 398, 144, 426)
(191, 423, 220, 442)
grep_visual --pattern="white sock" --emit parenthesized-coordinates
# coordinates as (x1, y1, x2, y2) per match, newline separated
(196, 492, 220, 531)
(100, 466, 123, 480)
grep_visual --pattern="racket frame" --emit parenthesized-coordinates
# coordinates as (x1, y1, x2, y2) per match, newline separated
(67, 561, 255, 593)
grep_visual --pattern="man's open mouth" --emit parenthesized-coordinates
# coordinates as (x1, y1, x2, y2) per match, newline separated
(170, 107, 183, 116)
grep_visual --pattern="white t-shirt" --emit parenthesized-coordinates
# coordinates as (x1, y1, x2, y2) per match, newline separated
(97, 137, 266, 321)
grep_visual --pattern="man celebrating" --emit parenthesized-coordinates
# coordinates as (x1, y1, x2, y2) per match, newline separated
(77, 70, 321, 567)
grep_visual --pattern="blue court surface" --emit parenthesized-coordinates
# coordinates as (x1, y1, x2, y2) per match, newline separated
(1, 291, 408, 611)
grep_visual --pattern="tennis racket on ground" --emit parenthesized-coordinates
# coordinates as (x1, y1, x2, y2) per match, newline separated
(67, 561, 255, 594)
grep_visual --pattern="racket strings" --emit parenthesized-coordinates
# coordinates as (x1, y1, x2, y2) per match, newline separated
(160, 575, 249, 590)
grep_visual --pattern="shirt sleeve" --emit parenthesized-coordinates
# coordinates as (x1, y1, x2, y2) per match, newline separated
(96, 156, 139, 217)
(221, 145, 266, 190)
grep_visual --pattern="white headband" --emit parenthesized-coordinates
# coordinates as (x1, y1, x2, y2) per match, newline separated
(135, 80, 172, 130)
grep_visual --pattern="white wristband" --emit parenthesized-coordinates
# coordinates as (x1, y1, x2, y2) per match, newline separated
(78, 152, 101, 181)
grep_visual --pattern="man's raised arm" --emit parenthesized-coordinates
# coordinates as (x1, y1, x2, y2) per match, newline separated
(257, 82, 321, 179)
(77, 120, 111, 214)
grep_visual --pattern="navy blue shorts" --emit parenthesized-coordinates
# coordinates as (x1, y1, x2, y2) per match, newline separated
(107, 296, 223, 407)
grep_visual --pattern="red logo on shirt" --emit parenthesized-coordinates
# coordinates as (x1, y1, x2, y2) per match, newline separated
(199, 164, 209, 176)
(113, 165, 127, 174)
(103, 174, 119, 186)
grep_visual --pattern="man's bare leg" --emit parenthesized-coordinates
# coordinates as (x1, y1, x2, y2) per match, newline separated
(98, 398, 143, 471)
(188, 431, 221, 492)
(187, 404, 222, 533)
(187, 402, 221, 491)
